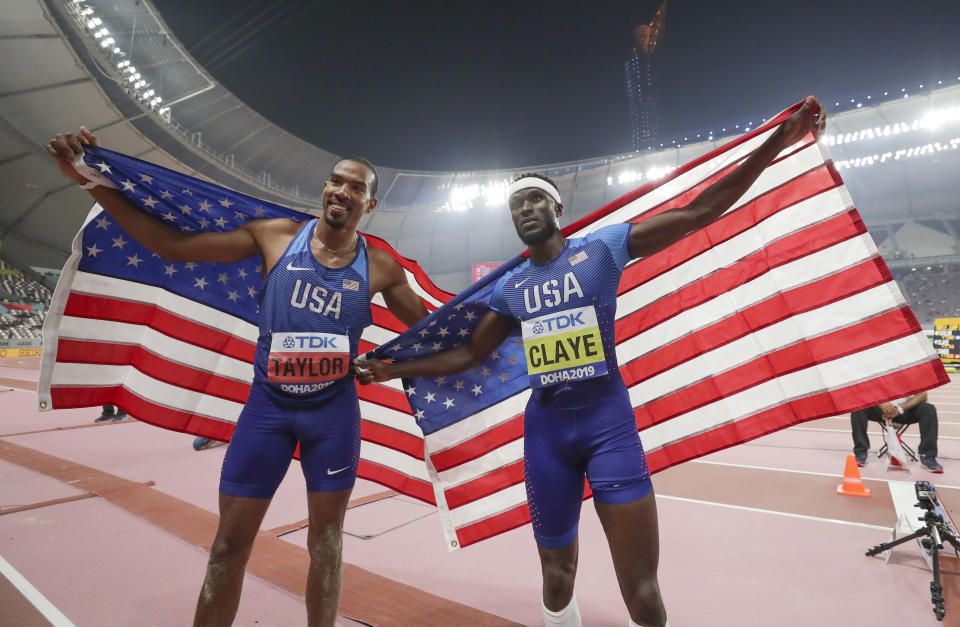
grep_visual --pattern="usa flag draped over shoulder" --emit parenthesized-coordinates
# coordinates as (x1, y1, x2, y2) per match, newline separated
(366, 100, 949, 550)
(38, 144, 449, 502)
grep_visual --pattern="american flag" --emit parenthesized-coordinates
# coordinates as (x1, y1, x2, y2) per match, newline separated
(38, 145, 449, 502)
(366, 100, 950, 550)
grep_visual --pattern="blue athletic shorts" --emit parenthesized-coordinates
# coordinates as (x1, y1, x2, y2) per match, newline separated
(524, 382, 652, 549)
(219, 381, 362, 498)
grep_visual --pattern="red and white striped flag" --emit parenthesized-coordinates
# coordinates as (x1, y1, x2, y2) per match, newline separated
(365, 100, 949, 549)
(38, 101, 948, 550)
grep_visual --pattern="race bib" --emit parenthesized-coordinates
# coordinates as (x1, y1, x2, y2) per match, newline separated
(520, 305, 607, 388)
(268, 332, 350, 384)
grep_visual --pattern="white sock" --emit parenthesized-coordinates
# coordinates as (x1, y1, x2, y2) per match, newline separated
(629, 620, 669, 627)
(542, 591, 581, 626)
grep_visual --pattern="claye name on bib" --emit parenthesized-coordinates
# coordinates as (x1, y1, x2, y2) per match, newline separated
(268, 332, 349, 384)
(520, 305, 607, 388)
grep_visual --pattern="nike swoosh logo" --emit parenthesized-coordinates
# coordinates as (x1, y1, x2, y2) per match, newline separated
(514, 278, 529, 288)
(327, 466, 351, 475)
(286, 262, 313, 271)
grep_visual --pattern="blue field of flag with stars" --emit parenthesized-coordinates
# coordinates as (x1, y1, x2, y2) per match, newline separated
(75, 145, 309, 323)
(372, 260, 529, 435)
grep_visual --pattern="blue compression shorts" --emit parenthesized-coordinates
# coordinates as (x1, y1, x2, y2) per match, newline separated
(219, 381, 362, 498)
(524, 382, 652, 549)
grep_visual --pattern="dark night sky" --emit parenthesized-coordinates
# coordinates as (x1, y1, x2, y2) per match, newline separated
(152, 0, 960, 171)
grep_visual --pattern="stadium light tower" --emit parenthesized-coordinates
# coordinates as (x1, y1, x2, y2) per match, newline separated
(625, 0, 668, 151)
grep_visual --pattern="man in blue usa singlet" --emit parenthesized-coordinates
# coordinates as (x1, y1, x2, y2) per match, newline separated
(47, 128, 428, 626)
(357, 97, 826, 627)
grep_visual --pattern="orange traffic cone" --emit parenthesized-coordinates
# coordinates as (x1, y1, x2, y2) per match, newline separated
(837, 454, 871, 497)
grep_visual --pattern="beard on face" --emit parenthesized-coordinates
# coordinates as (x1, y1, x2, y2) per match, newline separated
(323, 198, 350, 228)
(517, 221, 558, 245)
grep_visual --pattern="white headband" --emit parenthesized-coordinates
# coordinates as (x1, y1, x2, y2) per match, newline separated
(507, 177, 562, 205)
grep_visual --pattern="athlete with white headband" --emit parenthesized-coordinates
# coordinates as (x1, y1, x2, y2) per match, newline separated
(357, 96, 826, 626)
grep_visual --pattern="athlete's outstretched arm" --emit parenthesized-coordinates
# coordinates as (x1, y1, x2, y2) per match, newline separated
(626, 96, 826, 260)
(47, 127, 280, 264)
(368, 248, 429, 328)
(354, 310, 514, 384)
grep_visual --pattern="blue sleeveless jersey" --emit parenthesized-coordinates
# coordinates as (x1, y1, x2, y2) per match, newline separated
(489, 224, 632, 405)
(253, 219, 372, 402)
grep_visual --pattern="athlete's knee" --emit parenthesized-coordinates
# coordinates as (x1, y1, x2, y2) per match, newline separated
(625, 575, 666, 625)
(209, 531, 255, 565)
(541, 553, 577, 604)
(306, 520, 344, 562)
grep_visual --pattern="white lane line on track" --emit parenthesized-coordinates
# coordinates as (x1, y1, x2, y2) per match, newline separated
(788, 427, 960, 440)
(689, 459, 960, 490)
(0, 554, 75, 627)
(800, 418, 960, 426)
(657, 494, 892, 531)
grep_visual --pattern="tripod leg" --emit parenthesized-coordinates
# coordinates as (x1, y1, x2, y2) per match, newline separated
(866, 527, 929, 556)
(931, 542, 945, 620)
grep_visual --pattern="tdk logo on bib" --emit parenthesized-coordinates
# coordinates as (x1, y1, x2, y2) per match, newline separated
(531, 311, 586, 334)
(282, 335, 340, 349)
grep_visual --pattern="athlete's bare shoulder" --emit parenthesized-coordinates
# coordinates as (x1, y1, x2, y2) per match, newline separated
(246, 216, 303, 237)
(247, 217, 308, 274)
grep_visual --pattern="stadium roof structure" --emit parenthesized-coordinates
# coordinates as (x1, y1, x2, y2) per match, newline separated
(2, 0, 959, 289)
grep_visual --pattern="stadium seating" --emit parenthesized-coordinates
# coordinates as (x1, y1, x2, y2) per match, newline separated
(894, 266, 960, 327)
(0, 260, 53, 339)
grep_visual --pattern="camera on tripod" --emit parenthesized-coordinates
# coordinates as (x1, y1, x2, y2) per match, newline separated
(867, 480, 960, 620)
(917, 480, 939, 511)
